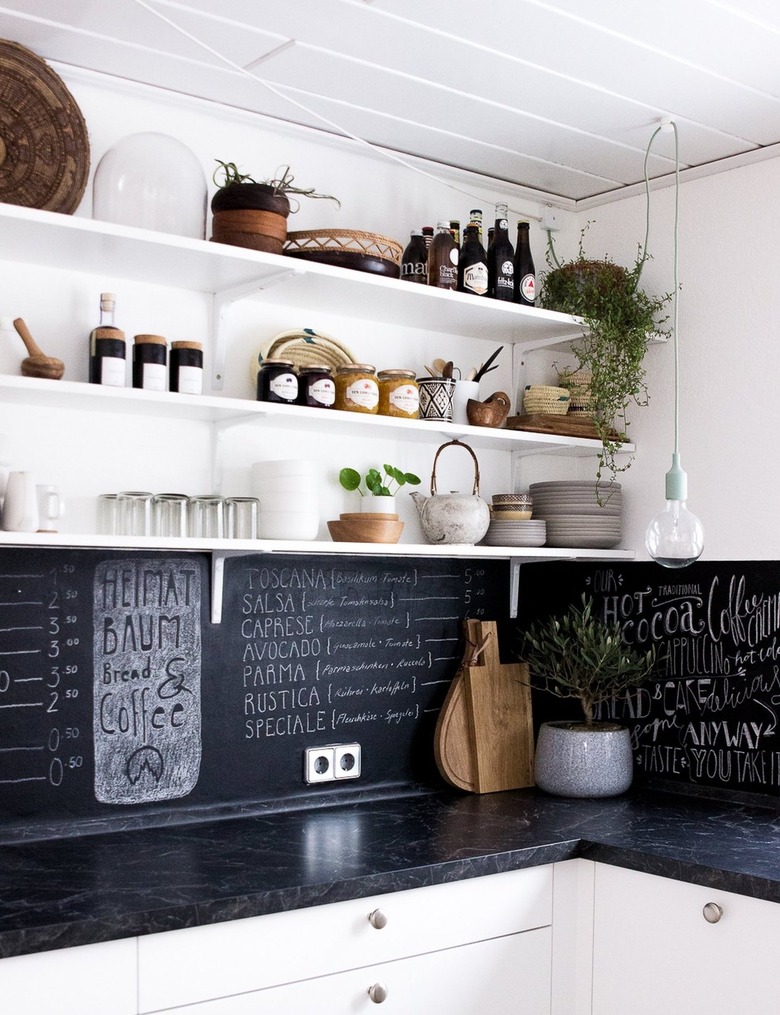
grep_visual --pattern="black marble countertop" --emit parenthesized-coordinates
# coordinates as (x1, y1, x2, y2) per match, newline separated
(3, 786, 780, 959)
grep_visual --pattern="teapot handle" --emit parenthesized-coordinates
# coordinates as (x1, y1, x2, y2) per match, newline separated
(430, 439, 481, 496)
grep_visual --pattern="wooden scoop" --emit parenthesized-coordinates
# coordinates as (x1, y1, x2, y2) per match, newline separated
(13, 318, 65, 379)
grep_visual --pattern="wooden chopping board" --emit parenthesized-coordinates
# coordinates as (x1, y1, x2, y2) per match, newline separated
(434, 620, 534, 793)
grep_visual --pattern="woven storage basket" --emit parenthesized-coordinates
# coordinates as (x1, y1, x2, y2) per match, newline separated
(284, 229, 403, 277)
(522, 385, 571, 415)
(558, 370, 593, 414)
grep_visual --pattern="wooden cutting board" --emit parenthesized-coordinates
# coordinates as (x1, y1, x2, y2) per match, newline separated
(434, 620, 534, 793)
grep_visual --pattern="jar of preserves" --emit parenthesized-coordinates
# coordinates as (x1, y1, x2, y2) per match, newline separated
(257, 359, 298, 404)
(297, 364, 335, 408)
(378, 369, 419, 418)
(334, 364, 379, 414)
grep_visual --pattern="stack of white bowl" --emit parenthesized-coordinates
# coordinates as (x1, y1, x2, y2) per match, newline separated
(529, 481, 622, 548)
(251, 460, 319, 540)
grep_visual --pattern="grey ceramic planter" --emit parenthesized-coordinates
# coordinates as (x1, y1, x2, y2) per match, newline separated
(534, 721, 633, 798)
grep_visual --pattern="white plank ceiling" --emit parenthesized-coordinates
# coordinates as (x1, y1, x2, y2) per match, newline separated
(2, 0, 779, 203)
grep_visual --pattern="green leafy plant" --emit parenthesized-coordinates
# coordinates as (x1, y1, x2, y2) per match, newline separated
(519, 594, 657, 727)
(212, 160, 340, 210)
(339, 464, 421, 498)
(540, 226, 671, 486)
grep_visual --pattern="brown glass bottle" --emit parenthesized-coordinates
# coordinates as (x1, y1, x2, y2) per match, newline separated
(400, 230, 428, 284)
(457, 224, 488, 297)
(427, 221, 458, 290)
(514, 221, 536, 306)
(488, 204, 515, 301)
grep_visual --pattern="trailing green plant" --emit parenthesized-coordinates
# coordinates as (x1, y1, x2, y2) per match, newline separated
(212, 160, 340, 210)
(540, 225, 671, 487)
(519, 593, 657, 727)
(339, 464, 421, 497)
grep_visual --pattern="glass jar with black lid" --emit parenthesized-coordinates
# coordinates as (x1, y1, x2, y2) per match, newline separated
(257, 359, 298, 404)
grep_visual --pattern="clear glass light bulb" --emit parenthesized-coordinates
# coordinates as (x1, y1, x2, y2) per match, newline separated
(646, 453, 704, 568)
(645, 498, 704, 568)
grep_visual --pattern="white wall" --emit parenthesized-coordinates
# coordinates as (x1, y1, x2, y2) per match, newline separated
(2, 65, 774, 559)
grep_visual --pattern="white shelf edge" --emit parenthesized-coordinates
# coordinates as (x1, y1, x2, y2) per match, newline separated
(0, 375, 634, 456)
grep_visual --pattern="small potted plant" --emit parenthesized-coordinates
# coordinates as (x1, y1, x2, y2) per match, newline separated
(327, 464, 421, 544)
(519, 593, 657, 798)
(539, 226, 671, 490)
(210, 161, 340, 254)
(338, 463, 421, 517)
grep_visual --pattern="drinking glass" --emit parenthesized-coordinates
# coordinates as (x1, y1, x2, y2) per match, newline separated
(225, 497, 259, 539)
(188, 495, 224, 538)
(152, 493, 189, 538)
(117, 491, 153, 536)
(97, 494, 119, 536)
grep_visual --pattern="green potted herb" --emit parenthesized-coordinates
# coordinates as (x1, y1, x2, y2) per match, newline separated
(540, 227, 671, 487)
(519, 593, 657, 798)
(339, 463, 421, 516)
(210, 161, 340, 253)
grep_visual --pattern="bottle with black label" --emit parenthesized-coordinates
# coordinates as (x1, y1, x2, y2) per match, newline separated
(427, 221, 458, 290)
(514, 221, 536, 306)
(89, 292, 126, 386)
(400, 230, 428, 285)
(488, 203, 515, 301)
(457, 223, 488, 297)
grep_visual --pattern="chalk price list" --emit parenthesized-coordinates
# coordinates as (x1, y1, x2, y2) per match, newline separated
(0, 561, 84, 793)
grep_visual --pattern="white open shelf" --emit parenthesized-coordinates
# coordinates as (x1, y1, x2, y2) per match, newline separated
(0, 375, 634, 458)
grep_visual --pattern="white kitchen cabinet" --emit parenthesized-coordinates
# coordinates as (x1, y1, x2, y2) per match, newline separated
(137, 866, 553, 1012)
(592, 863, 780, 1015)
(0, 937, 137, 1015)
(144, 928, 552, 1014)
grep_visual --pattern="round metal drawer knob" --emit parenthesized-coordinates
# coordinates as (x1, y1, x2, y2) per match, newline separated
(368, 908, 388, 929)
(703, 902, 723, 924)
(368, 982, 389, 1004)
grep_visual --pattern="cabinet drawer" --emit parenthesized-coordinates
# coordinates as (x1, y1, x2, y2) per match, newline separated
(147, 925, 552, 1015)
(0, 938, 137, 1015)
(139, 865, 552, 1011)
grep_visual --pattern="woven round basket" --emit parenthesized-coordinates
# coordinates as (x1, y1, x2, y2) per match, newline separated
(0, 40, 90, 213)
(523, 385, 571, 415)
(284, 229, 403, 277)
(250, 328, 356, 382)
(558, 370, 593, 414)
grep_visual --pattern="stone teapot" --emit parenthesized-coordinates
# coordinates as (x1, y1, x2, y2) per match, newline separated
(411, 439, 490, 545)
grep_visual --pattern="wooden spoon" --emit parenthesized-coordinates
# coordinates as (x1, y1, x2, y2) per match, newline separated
(13, 318, 65, 380)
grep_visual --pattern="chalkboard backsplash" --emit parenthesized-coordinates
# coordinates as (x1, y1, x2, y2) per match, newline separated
(515, 560, 780, 800)
(0, 549, 507, 842)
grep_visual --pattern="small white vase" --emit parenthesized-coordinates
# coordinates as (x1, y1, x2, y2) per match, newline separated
(534, 721, 633, 798)
(361, 495, 396, 515)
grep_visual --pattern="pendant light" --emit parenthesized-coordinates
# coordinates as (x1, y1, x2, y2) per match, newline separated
(644, 121, 704, 568)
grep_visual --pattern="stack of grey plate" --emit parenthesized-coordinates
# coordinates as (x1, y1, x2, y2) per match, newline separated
(482, 517, 546, 547)
(528, 481, 622, 548)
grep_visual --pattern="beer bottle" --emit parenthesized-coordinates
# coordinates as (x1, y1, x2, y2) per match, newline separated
(400, 230, 428, 285)
(421, 225, 434, 250)
(469, 208, 484, 245)
(449, 219, 461, 248)
(427, 221, 458, 290)
(457, 223, 488, 297)
(488, 203, 515, 301)
(514, 221, 536, 306)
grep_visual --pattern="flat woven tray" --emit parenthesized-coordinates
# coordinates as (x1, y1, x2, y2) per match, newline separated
(284, 229, 403, 277)
(506, 414, 625, 443)
(0, 40, 90, 213)
(251, 328, 356, 380)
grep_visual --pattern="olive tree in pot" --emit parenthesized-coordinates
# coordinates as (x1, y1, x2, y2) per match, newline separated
(210, 161, 340, 254)
(519, 594, 657, 798)
(539, 228, 671, 492)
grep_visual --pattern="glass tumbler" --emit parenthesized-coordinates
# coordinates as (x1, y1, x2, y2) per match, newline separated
(225, 497, 259, 539)
(117, 491, 153, 536)
(97, 493, 119, 535)
(188, 495, 224, 538)
(152, 493, 189, 538)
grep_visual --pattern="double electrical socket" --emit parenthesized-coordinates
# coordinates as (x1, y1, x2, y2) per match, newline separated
(304, 743, 362, 784)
